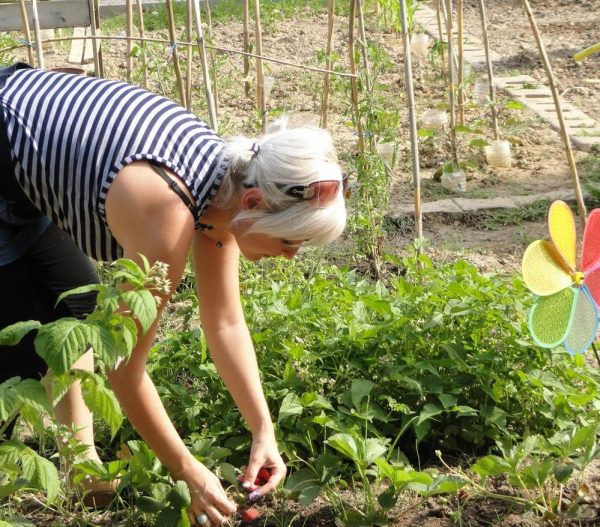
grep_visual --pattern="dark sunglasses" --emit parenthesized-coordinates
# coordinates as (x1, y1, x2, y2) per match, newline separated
(279, 173, 351, 205)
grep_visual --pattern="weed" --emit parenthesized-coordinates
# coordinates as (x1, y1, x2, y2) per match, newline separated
(464, 199, 550, 230)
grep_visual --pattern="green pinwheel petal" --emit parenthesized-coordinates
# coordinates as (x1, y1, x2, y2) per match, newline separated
(529, 287, 577, 348)
(564, 286, 599, 355)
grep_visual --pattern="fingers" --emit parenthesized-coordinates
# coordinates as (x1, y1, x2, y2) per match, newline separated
(243, 461, 261, 491)
(256, 464, 286, 496)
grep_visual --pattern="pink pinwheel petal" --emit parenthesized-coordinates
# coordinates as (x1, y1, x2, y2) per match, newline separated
(584, 263, 600, 307)
(582, 209, 600, 272)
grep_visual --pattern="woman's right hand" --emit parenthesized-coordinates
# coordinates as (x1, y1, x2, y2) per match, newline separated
(171, 458, 237, 526)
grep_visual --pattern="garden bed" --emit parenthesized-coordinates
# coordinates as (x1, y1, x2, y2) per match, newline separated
(2, 0, 600, 526)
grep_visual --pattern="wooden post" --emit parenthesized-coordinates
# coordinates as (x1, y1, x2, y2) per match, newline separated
(243, 0, 250, 97)
(435, 0, 447, 77)
(477, 0, 499, 140)
(185, 0, 193, 108)
(126, 0, 133, 82)
(165, 0, 186, 107)
(30, 0, 44, 69)
(17, 0, 35, 65)
(444, 0, 458, 166)
(457, 0, 465, 125)
(253, 0, 266, 132)
(349, 0, 364, 153)
(136, 0, 148, 90)
(357, 0, 370, 92)
(88, 0, 102, 77)
(399, 0, 423, 259)
(521, 0, 587, 227)
(191, 0, 218, 130)
(204, 0, 218, 116)
(321, 0, 335, 129)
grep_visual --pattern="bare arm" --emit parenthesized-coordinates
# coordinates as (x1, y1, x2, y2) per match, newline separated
(193, 229, 286, 493)
(104, 161, 236, 524)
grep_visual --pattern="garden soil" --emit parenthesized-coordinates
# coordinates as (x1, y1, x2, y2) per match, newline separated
(4, 0, 600, 525)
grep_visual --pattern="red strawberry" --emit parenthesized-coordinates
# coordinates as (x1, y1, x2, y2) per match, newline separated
(458, 489, 470, 500)
(241, 507, 260, 521)
(254, 467, 271, 485)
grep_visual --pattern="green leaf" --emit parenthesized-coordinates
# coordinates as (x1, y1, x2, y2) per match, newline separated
(0, 321, 41, 346)
(278, 393, 303, 423)
(470, 138, 491, 148)
(137, 496, 166, 513)
(315, 453, 342, 484)
(34, 318, 91, 374)
(419, 475, 468, 496)
(55, 284, 103, 308)
(21, 453, 59, 502)
(417, 128, 435, 137)
(350, 379, 375, 411)
(15, 379, 52, 415)
(454, 124, 482, 134)
(377, 486, 396, 509)
(506, 100, 526, 110)
(122, 289, 158, 335)
(417, 404, 443, 426)
(0, 479, 27, 500)
(553, 463, 575, 484)
(0, 377, 21, 421)
(284, 469, 320, 505)
(217, 463, 239, 486)
(1, 517, 35, 527)
(81, 375, 123, 438)
(471, 455, 512, 478)
(155, 507, 181, 527)
(167, 481, 191, 509)
(438, 394, 457, 409)
(0, 439, 28, 466)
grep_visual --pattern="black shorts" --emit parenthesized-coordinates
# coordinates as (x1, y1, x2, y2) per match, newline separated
(0, 222, 99, 438)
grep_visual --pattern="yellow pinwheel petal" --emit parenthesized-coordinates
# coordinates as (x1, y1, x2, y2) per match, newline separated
(548, 201, 577, 271)
(522, 240, 572, 296)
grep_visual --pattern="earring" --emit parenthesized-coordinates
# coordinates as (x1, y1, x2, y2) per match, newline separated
(216, 242, 223, 248)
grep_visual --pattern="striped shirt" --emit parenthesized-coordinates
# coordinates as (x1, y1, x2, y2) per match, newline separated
(0, 68, 228, 262)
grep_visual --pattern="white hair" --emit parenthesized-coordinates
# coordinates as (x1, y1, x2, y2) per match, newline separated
(218, 118, 347, 246)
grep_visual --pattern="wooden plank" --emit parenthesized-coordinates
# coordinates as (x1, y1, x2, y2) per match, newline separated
(68, 26, 86, 64)
(0, 1, 91, 31)
(83, 26, 94, 63)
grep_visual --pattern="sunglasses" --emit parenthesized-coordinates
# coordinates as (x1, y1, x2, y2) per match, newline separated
(279, 173, 351, 206)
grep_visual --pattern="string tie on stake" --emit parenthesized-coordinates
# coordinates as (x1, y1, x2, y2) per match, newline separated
(169, 42, 177, 52)
(352, 131, 372, 137)
(19, 39, 33, 47)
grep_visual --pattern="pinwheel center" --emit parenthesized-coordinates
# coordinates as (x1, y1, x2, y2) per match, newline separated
(572, 271, 585, 286)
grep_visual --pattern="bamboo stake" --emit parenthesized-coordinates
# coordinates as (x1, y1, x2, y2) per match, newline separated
(321, 0, 335, 129)
(88, 0, 102, 77)
(243, 0, 250, 97)
(521, 0, 587, 227)
(444, 0, 458, 166)
(349, 0, 364, 153)
(185, 0, 192, 108)
(435, 0, 447, 77)
(30, 0, 44, 69)
(136, 0, 148, 90)
(477, 0, 499, 140)
(357, 0, 370, 92)
(17, 0, 35, 65)
(375, 0, 379, 16)
(457, 0, 465, 125)
(191, 0, 218, 130)
(165, 0, 186, 107)
(126, 0, 133, 82)
(204, 0, 218, 116)
(253, 0, 266, 132)
(399, 0, 423, 260)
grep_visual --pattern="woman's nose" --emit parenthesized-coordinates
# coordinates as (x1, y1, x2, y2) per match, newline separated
(282, 247, 300, 260)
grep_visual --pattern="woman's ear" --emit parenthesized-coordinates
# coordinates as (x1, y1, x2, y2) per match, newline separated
(240, 187, 267, 211)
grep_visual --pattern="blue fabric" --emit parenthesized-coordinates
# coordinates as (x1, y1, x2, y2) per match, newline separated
(0, 62, 49, 266)
(0, 195, 50, 266)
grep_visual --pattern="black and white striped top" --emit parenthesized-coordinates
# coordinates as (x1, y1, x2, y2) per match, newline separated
(0, 68, 228, 262)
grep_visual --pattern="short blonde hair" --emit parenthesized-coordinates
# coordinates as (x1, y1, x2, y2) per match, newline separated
(218, 118, 347, 246)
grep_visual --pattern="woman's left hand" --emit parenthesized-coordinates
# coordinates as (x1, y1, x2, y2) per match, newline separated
(242, 434, 286, 496)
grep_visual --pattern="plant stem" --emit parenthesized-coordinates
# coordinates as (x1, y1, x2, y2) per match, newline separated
(0, 402, 24, 439)
(444, 0, 458, 167)
(592, 343, 600, 368)
(321, 0, 335, 129)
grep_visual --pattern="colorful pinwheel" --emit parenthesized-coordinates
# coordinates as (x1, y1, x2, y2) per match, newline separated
(522, 201, 600, 354)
